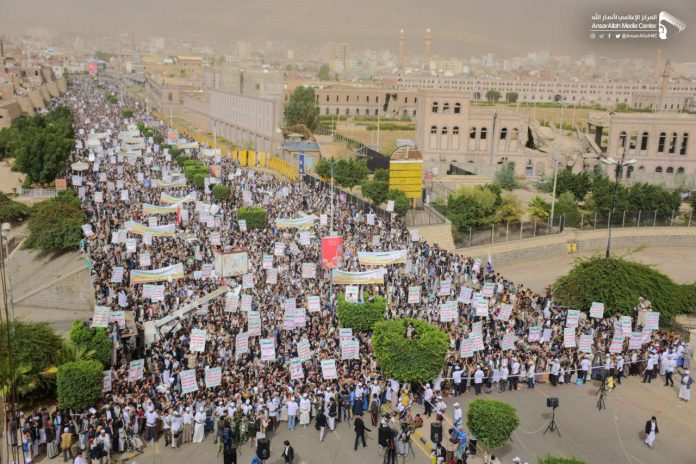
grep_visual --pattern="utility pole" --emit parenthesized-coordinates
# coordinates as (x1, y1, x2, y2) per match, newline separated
(488, 111, 497, 165)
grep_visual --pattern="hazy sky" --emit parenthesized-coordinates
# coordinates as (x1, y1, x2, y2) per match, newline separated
(1, 0, 694, 59)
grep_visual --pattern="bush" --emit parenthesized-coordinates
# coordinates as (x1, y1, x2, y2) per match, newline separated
(554, 191, 581, 226)
(315, 158, 331, 179)
(495, 193, 523, 223)
(153, 133, 164, 145)
(24, 200, 85, 252)
(538, 455, 586, 464)
(237, 207, 267, 229)
(0, 193, 30, 223)
(447, 186, 499, 229)
(467, 399, 519, 450)
(192, 173, 206, 189)
(494, 162, 519, 190)
(55, 189, 81, 206)
(120, 108, 134, 118)
(334, 158, 369, 190)
(56, 360, 103, 411)
(212, 184, 231, 201)
(553, 256, 696, 318)
(527, 196, 551, 222)
(0, 321, 61, 397)
(105, 93, 117, 104)
(372, 318, 449, 383)
(373, 168, 389, 182)
(361, 179, 389, 206)
(336, 293, 385, 331)
(69, 320, 112, 366)
(387, 189, 409, 217)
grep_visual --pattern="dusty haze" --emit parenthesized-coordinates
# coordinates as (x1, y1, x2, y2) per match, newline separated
(0, 0, 694, 59)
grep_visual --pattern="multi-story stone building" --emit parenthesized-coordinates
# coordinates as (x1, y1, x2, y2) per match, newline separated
(414, 89, 548, 177)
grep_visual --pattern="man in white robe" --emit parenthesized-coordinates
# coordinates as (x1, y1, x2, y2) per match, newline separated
(192, 407, 206, 443)
(644, 416, 658, 448)
(679, 370, 692, 402)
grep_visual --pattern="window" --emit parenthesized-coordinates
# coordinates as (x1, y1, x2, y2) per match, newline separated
(512, 128, 519, 140)
(326, 95, 329, 102)
(356, 96, 359, 102)
(366, 96, 370, 103)
(626, 165, 634, 178)
(432, 101, 439, 113)
(453, 126, 460, 135)
(480, 127, 488, 139)
(404, 97, 408, 103)
(454, 103, 461, 114)
(470, 127, 476, 139)
(325, 108, 329, 115)
(658, 132, 666, 152)
(441, 126, 448, 135)
(500, 128, 508, 140)
(443, 102, 450, 113)
(655, 166, 663, 173)
(669, 132, 678, 153)
(430, 125, 438, 135)
(376, 96, 379, 103)
(346, 96, 350, 102)
(619, 131, 627, 148)
(640, 132, 648, 151)
(666, 167, 674, 174)
(629, 131, 637, 150)
(365, 109, 370, 116)
(680, 133, 689, 155)
(677, 167, 685, 174)
(345, 108, 350, 115)
(356, 108, 360, 115)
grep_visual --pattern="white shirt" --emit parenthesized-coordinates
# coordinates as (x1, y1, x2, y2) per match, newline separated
(453, 408, 462, 422)
(474, 369, 484, 384)
(287, 401, 299, 416)
(145, 411, 158, 427)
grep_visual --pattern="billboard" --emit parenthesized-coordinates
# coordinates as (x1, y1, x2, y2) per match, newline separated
(321, 236, 343, 269)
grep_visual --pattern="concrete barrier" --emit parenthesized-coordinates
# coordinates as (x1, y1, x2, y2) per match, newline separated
(456, 227, 696, 264)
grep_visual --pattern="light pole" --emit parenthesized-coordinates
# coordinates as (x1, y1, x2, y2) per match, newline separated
(548, 101, 566, 230)
(601, 149, 636, 259)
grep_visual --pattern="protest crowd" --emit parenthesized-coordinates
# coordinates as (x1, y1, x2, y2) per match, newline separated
(9, 75, 694, 464)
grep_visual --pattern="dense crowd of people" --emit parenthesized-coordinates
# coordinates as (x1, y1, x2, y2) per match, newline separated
(8, 75, 694, 464)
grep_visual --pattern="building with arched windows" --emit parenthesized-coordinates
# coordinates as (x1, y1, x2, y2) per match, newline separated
(414, 89, 548, 176)
(603, 112, 696, 183)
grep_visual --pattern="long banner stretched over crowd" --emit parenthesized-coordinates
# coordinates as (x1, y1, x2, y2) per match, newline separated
(154, 179, 187, 188)
(175, 141, 199, 150)
(160, 193, 195, 204)
(275, 215, 320, 229)
(143, 203, 179, 215)
(331, 268, 387, 285)
(125, 221, 176, 237)
(131, 263, 185, 284)
(357, 249, 408, 266)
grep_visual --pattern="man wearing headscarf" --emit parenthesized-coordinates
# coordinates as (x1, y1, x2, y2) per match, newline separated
(193, 407, 206, 443)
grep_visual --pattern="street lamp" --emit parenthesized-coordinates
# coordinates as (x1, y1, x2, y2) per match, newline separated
(328, 144, 378, 234)
(549, 101, 567, 230)
(601, 149, 636, 259)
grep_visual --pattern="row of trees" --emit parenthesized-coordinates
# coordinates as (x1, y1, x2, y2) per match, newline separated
(0, 107, 75, 186)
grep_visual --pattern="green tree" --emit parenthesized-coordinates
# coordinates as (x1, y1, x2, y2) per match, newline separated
(553, 256, 696, 317)
(121, 108, 134, 118)
(538, 455, 586, 464)
(336, 293, 386, 331)
(315, 158, 331, 179)
(10, 107, 75, 185)
(690, 193, 696, 211)
(68, 320, 112, 367)
(527, 196, 551, 222)
(318, 64, 331, 80)
(485, 89, 501, 103)
(554, 191, 581, 226)
(505, 92, 519, 104)
(496, 193, 523, 223)
(284, 86, 320, 131)
(373, 168, 390, 182)
(334, 158, 369, 190)
(237, 207, 267, 229)
(467, 399, 519, 451)
(372, 319, 449, 383)
(446, 186, 498, 229)
(361, 179, 389, 206)
(24, 200, 85, 252)
(55, 189, 81, 206)
(386, 189, 410, 217)
(493, 162, 518, 190)
(0, 193, 31, 223)
(212, 184, 231, 201)
(56, 360, 103, 411)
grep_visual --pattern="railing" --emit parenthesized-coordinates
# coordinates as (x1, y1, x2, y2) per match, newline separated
(314, 126, 390, 171)
(567, 210, 694, 229)
(20, 188, 57, 198)
(404, 204, 449, 227)
(662, 318, 693, 341)
(454, 217, 564, 248)
(302, 174, 392, 222)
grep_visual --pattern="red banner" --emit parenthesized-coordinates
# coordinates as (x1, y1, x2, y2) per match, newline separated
(321, 236, 343, 269)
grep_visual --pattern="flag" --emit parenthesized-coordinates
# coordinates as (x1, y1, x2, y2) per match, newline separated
(176, 205, 181, 225)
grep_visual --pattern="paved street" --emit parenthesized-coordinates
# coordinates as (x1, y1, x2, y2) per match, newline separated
(133, 374, 693, 464)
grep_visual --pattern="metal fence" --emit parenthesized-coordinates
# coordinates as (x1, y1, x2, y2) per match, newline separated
(566, 210, 694, 230)
(302, 174, 392, 222)
(453, 217, 564, 248)
(314, 126, 390, 171)
(19, 188, 57, 198)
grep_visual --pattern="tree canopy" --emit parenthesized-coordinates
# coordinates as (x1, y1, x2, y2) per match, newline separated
(387, 189, 410, 217)
(56, 360, 104, 411)
(446, 185, 501, 229)
(333, 158, 369, 190)
(284, 86, 320, 131)
(361, 179, 389, 206)
(467, 399, 519, 450)
(69, 320, 112, 367)
(5, 107, 75, 185)
(553, 256, 696, 318)
(336, 293, 386, 331)
(372, 318, 449, 383)
(485, 89, 501, 103)
(24, 197, 85, 252)
(0, 193, 31, 223)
